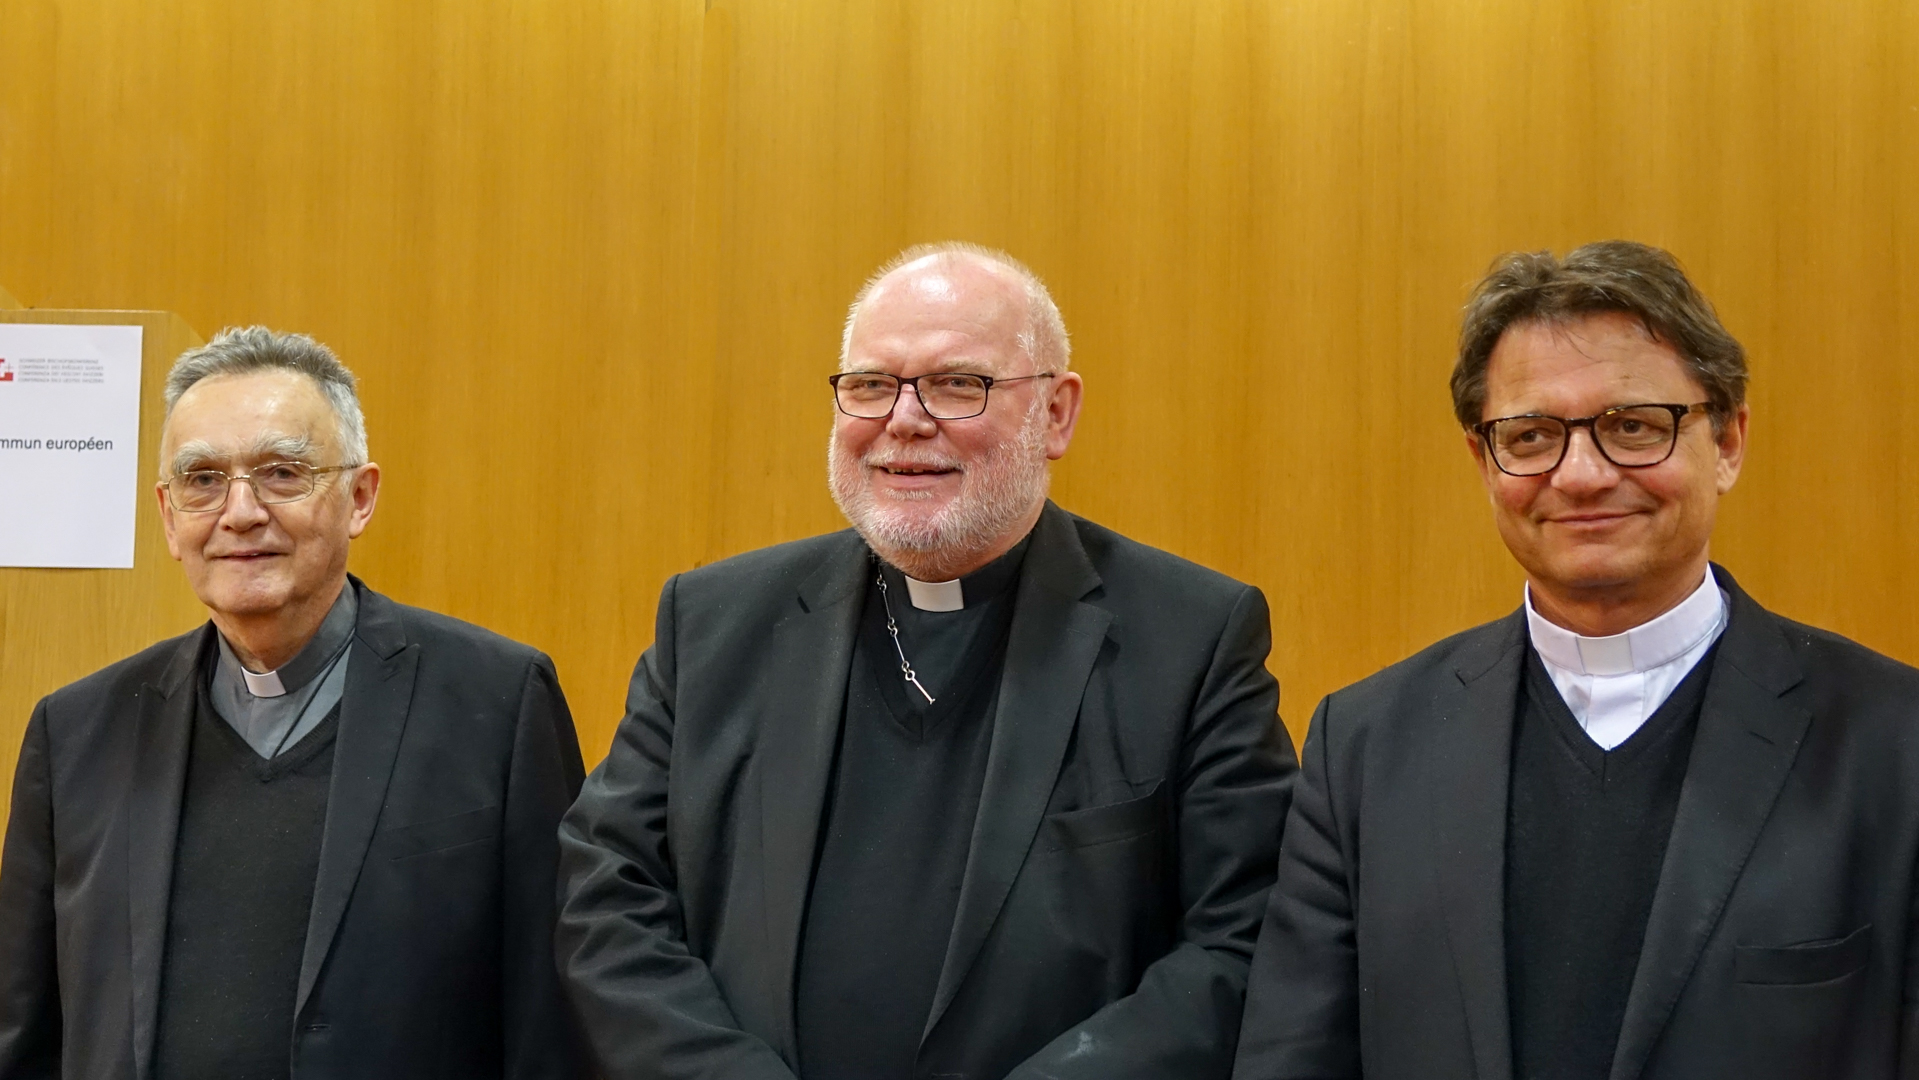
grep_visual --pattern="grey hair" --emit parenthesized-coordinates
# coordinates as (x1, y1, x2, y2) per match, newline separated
(840, 242, 1072, 372)
(163, 326, 369, 465)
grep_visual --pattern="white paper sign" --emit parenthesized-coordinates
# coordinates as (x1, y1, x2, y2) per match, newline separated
(0, 324, 145, 568)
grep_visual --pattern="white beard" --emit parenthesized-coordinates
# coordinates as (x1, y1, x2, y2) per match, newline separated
(828, 397, 1052, 581)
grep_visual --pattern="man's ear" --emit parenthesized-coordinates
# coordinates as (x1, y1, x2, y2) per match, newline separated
(1714, 403, 1750, 494)
(346, 462, 382, 539)
(1043, 371, 1084, 461)
(1465, 429, 1498, 496)
(157, 482, 185, 561)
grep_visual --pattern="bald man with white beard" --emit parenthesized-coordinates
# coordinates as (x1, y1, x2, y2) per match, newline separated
(558, 243, 1297, 1080)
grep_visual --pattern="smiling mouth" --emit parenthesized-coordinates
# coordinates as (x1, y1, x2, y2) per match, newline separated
(878, 464, 958, 477)
(1548, 511, 1641, 526)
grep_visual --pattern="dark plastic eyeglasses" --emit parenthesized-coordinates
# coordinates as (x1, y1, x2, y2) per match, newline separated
(829, 371, 1056, 420)
(1473, 403, 1711, 477)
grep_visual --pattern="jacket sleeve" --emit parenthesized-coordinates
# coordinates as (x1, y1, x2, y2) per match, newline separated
(1901, 842, 1919, 1077)
(1007, 585, 1298, 1080)
(555, 575, 800, 1080)
(500, 654, 593, 1080)
(1230, 695, 1361, 1080)
(0, 703, 61, 1080)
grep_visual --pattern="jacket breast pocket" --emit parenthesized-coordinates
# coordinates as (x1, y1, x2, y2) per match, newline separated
(1035, 781, 1167, 853)
(379, 805, 500, 861)
(1735, 924, 1872, 985)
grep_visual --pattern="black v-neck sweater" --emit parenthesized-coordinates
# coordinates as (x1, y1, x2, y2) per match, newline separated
(1504, 644, 1716, 1080)
(795, 543, 1024, 1080)
(153, 684, 339, 1080)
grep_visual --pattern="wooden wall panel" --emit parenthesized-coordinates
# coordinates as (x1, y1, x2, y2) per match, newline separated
(3, 0, 1916, 830)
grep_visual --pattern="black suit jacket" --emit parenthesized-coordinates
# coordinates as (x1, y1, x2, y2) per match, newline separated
(558, 502, 1297, 1080)
(0, 578, 591, 1080)
(1234, 566, 1919, 1080)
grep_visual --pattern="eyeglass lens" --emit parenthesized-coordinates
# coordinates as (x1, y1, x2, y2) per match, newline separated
(168, 462, 321, 512)
(1488, 406, 1682, 475)
(835, 373, 991, 419)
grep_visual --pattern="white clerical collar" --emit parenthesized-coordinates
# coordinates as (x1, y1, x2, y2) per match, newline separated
(214, 585, 358, 700)
(1525, 568, 1726, 677)
(214, 633, 291, 697)
(904, 576, 965, 612)
(240, 661, 288, 697)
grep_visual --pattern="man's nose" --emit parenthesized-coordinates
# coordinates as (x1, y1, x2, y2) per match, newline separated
(884, 383, 939, 439)
(1551, 427, 1621, 494)
(218, 475, 272, 527)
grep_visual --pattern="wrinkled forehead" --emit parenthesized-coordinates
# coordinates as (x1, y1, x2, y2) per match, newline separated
(161, 370, 340, 464)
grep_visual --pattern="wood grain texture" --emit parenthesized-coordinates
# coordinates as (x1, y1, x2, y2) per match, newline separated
(2, 0, 1916, 835)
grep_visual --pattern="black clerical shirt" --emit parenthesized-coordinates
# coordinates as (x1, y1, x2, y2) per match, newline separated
(795, 537, 1029, 1080)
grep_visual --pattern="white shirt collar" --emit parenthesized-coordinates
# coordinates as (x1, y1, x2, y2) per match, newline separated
(903, 576, 965, 612)
(215, 633, 290, 697)
(213, 584, 358, 700)
(1525, 568, 1725, 677)
(240, 666, 287, 698)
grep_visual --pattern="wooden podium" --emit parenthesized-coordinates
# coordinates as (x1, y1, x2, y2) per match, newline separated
(0, 304, 207, 827)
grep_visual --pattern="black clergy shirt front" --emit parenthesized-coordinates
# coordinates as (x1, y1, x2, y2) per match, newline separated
(795, 536, 1029, 1080)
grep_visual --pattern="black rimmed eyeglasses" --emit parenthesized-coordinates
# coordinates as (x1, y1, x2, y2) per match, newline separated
(829, 371, 1056, 420)
(1473, 402, 1711, 477)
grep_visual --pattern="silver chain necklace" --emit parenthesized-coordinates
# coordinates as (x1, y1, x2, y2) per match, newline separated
(875, 570, 936, 704)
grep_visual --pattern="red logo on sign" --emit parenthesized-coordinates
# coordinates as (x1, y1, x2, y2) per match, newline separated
(0, 358, 14, 382)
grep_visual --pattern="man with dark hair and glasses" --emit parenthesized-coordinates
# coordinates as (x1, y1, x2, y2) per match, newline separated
(559, 242, 1296, 1080)
(0, 327, 590, 1080)
(1234, 240, 1919, 1080)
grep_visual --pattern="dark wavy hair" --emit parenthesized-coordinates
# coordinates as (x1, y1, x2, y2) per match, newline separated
(1451, 241, 1747, 433)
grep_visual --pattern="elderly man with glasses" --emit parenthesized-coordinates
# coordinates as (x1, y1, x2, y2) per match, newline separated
(0, 328, 590, 1080)
(1234, 241, 1919, 1080)
(558, 242, 1296, 1080)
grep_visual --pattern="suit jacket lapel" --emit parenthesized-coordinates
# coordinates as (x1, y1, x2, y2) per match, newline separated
(297, 579, 417, 1016)
(759, 535, 868, 1059)
(1609, 569, 1810, 1080)
(922, 503, 1112, 1042)
(1426, 613, 1525, 1080)
(128, 627, 212, 1080)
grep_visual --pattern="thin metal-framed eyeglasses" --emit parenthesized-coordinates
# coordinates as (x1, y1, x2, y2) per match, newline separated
(1473, 402, 1711, 477)
(162, 461, 357, 513)
(829, 371, 1056, 420)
